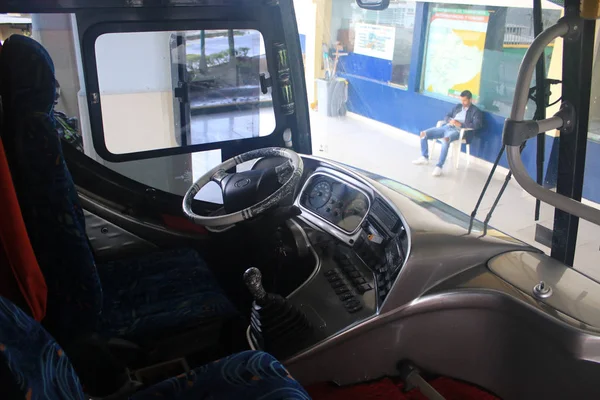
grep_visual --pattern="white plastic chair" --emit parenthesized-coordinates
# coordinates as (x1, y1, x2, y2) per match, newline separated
(429, 121, 473, 169)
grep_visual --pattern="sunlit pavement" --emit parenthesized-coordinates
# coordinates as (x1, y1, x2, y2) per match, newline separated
(309, 110, 600, 281)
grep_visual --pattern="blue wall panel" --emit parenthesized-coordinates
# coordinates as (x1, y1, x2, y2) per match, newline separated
(339, 53, 392, 83)
(340, 74, 560, 192)
(299, 33, 306, 55)
(584, 140, 600, 201)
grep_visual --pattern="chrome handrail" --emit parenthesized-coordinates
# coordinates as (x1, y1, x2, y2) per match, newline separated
(503, 16, 600, 226)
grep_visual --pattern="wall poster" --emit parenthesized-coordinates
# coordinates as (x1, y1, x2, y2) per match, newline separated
(353, 23, 396, 61)
(422, 7, 490, 99)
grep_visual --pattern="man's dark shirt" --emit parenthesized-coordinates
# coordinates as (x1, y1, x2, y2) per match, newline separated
(444, 103, 484, 130)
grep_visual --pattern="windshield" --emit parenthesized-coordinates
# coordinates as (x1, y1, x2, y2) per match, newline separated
(293, 0, 600, 282)
(2, 1, 598, 281)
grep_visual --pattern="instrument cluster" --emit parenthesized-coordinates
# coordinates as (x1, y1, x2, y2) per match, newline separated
(299, 173, 370, 233)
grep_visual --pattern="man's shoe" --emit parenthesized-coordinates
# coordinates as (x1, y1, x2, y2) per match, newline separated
(432, 166, 442, 177)
(412, 156, 429, 165)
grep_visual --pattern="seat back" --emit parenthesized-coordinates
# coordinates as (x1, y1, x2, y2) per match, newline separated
(0, 136, 47, 321)
(0, 296, 85, 399)
(0, 34, 102, 343)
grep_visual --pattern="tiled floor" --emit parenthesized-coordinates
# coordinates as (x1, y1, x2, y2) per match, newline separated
(308, 110, 600, 281)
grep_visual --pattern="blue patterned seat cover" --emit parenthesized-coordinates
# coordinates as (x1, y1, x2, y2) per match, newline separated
(98, 248, 237, 340)
(0, 34, 237, 343)
(0, 296, 84, 399)
(0, 296, 310, 400)
(132, 351, 311, 400)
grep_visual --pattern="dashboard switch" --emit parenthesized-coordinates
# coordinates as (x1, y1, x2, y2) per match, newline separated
(358, 283, 373, 293)
(344, 299, 360, 309)
(331, 281, 345, 289)
(339, 293, 354, 301)
(335, 287, 350, 295)
(353, 277, 367, 285)
(347, 305, 363, 313)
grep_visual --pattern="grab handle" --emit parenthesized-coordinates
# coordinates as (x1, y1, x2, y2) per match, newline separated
(502, 16, 600, 226)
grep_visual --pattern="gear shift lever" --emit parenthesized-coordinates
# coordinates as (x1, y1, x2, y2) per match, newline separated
(243, 267, 268, 306)
(243, 267, 312, 358)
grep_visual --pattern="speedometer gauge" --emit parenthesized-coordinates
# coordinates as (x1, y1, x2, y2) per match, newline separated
(309, 181, 332, 209)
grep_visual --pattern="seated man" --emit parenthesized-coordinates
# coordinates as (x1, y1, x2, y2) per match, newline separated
(413, 90, 483, 177)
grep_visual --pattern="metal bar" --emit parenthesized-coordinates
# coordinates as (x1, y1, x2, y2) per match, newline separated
(533, 0, 546, 222)
(467, 146, 505, 234)
(404, 371, 446, 400)
(537, 116, 563, 133)
(467, 90, 561, 236)
(482, 143, 525, 237)
(483, 170, 513, 237)
(507, 146, 600, 226)
(552, 2, 596, 265)
(510, 20, 570, 121)
(504, 16, 600, 232)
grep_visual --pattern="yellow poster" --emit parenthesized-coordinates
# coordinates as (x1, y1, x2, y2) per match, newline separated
(423, 8, 490, 100)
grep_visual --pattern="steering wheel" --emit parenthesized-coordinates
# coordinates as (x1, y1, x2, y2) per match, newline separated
(182, 147, 304, 227)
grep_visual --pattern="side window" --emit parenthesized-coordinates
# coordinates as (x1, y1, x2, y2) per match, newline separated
(94, 29, 275, 155)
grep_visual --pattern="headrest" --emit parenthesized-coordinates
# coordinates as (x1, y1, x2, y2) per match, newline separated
(0, 34, 56, 115)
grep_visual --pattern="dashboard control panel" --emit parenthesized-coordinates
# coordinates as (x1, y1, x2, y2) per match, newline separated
(282, 165, 410, 354)
(296, 167, 408, 311)
(354, 199, 407, 305)
(322, 248, 375, 314)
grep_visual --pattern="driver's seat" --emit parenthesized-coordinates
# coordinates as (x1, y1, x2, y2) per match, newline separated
(0, 296, 310, 400)
(0, 35, 238, 349)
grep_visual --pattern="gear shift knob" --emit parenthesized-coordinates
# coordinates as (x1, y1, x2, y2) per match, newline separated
(244, 267, 267, 304)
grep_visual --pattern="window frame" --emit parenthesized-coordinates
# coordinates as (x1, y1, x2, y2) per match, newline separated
(333, 1, 417, 88)
(77, 9, 286, 163)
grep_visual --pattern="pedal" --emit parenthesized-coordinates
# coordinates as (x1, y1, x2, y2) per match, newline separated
(398, 362, 446, 400)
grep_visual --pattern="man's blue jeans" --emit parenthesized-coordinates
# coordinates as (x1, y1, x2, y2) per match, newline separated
(420, 124, 460, 168)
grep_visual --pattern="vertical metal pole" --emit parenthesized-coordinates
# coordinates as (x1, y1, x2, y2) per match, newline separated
(551, 0, 595, 265)
(533, 0, 546, 221)
(200, 30, 207, 70)
(228, 29, 238, 86)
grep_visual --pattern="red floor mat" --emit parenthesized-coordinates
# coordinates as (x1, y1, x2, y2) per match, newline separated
(307, 377, 499, 400)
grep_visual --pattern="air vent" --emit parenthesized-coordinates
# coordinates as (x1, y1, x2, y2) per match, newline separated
(372, 198, 399, 232)
(354, 232, 392, 304)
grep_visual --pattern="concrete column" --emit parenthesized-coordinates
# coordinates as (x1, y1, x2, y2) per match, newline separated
(312, 0, 332, 104)
(294, 0, 318, 104)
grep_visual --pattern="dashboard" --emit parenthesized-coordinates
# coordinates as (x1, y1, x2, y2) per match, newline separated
(270, 165, 409, 359)
(259, 159, 600, 400)
(294, 167, 409, 309)
(299, 172, 370, 234)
